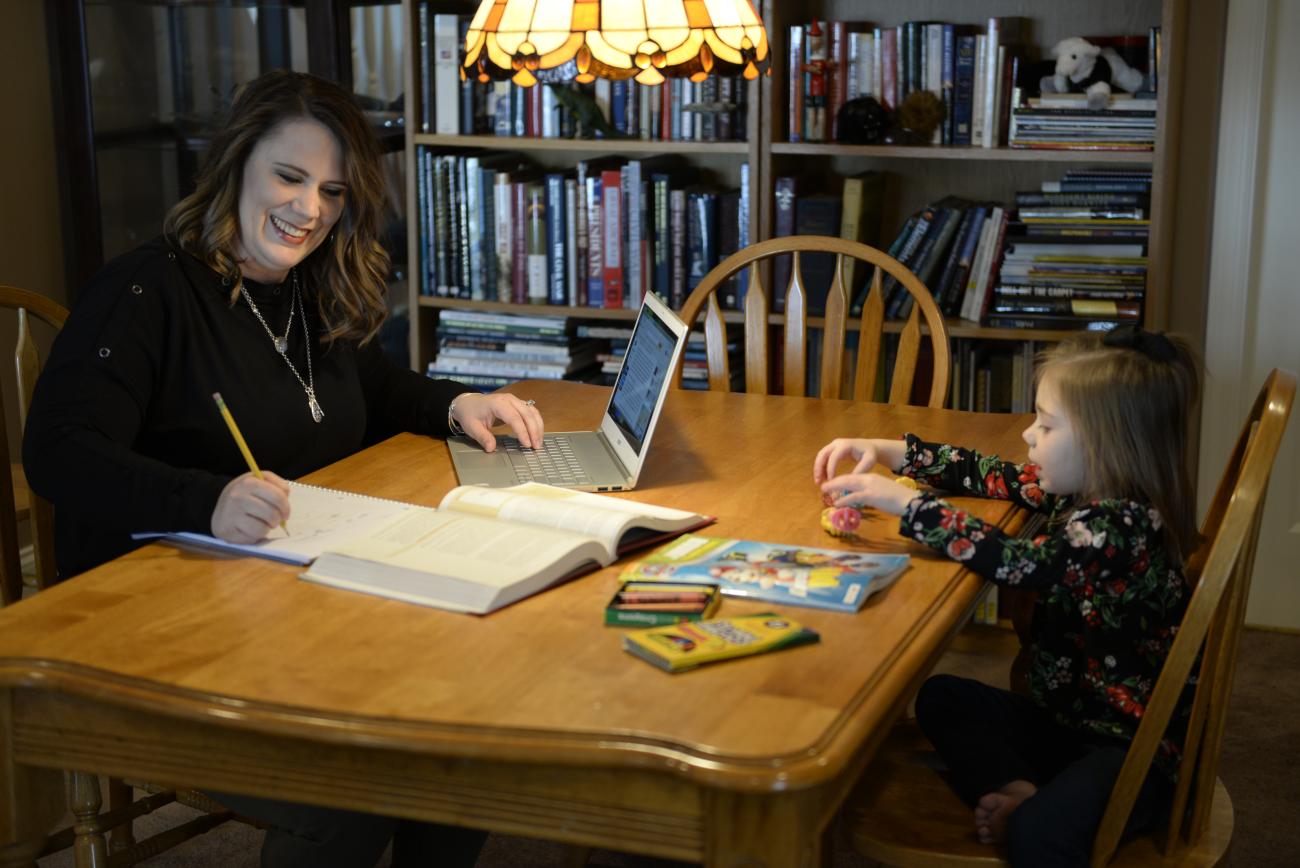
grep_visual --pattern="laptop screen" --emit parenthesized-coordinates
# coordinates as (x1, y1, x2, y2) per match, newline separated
(607, 302, 679, 455)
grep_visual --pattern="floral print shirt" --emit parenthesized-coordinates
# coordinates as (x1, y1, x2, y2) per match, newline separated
(897, 434, 1192, 779)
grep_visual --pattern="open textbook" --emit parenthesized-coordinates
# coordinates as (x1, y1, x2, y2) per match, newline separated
(301, 483, 712, 613)
(140, 481, 711, 614)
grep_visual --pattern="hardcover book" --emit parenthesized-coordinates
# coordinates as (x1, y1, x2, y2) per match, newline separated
(619, 535, 910, 613)
(298, 484, 713, 614)
(622, 612, 820, 672)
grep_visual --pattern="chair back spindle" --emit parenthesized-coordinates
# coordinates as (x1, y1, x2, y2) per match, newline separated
(677, 236, 950, 406)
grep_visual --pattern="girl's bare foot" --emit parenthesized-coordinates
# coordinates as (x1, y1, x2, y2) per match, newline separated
(974, 780, 1037, 844)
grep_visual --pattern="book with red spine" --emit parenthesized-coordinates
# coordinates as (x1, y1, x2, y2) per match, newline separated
(600, 169, 624, 308)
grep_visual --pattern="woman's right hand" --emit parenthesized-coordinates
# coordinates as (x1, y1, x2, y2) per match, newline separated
(813, 438, 881, 485)
(211, 472, 291, 543)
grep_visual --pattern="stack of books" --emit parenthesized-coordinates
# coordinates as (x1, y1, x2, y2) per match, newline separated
(1009, 93, 1157, 151)
(984, 168, 1151, 330)
(427, 311, 597, 390)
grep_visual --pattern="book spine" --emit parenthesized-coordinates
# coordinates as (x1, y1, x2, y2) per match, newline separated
(788, 24, 804, 141)
(456, 156, 471, 298)
(464, 157, 483, 299)
(932, 206, 976, 311)
(625, 161, 644, 305)
(736, 162, 751, 306)
(585, 177, 604, 307)
(566, 178, 581, 307)
(981, 18, 1000, 147)
(975, 209, 1010, 323)
(511, 181, 527, 303)
(492, 173, 511, 302)
(545, 173, 567, 305)
(479, 166, 497, 300)
(601, 169, 623, 308)
(880, 27, 898, 110)
(946, 206, 988, 316)
(525, 183, 548, 304)
(772, 176, 797, 310)
(829, 21, 847, 141)
(670, 189, 687, 308)
(940, 24, 955, 145)
(652, 174, 671, 304)
(432, 14, 460, 135)
(953, 34, 976, 145)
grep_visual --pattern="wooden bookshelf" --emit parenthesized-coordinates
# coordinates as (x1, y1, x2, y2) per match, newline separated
(403, 0, 1188, 385)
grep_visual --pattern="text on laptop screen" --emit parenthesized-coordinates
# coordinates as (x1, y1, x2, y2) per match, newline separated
(608, 305, 677, 455)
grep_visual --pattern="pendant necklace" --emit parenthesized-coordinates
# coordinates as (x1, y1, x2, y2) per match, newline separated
(239, 270, 324, 423)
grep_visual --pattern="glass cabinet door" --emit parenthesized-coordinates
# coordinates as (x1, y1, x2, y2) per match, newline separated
(82, 1, 310, 264)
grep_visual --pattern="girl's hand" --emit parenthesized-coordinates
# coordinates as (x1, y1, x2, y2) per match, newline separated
(452, 392, 545, 451)
(813, 438, 880, 485)
(820, 472, 921, 517)
(211, 471, 291, 543)
(814, 437, 910, 488)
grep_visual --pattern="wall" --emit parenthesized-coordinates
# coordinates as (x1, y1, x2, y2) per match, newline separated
(0, 1, 65, 464)
(1201, 0, 1300, 631)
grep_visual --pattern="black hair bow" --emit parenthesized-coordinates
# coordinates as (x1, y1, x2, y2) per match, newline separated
(1103, 324, 1178, 362)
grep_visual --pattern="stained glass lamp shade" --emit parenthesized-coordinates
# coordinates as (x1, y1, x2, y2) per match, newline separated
(463, 0, 769, 86)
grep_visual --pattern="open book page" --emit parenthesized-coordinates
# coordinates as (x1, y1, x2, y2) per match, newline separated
(437, 482, 705, 560)
(132, 481, 419, 565)
(303, 509, 609, 612)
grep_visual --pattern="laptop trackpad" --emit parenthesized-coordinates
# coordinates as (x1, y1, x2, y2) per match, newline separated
(454, 450, 509, 469)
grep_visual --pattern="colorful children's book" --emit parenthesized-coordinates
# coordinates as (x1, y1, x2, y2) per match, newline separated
(622, 612, 820, 672)
(605, 581, 722, 627)
(619, 535, 910, 613)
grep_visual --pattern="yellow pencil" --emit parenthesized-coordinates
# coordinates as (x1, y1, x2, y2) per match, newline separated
(212, 392, 288, 535)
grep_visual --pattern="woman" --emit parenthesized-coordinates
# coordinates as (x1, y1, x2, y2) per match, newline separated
(23, 69, 534, 866)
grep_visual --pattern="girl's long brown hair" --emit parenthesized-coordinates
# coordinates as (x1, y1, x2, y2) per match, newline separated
(164, 69, 389, 344)
(1037, 332, 1202, 565)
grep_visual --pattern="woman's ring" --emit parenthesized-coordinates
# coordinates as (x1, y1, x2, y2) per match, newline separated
(524, 399, 536, 407)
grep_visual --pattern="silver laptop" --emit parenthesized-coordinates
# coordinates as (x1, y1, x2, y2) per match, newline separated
(446, 292, 689, 492)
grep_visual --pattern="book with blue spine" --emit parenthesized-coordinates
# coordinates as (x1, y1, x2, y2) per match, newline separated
(619, 535, 910, 613)
(545, 172, 568, 304)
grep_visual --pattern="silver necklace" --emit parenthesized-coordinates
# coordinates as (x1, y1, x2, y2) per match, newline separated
(239, 270, 324, 423)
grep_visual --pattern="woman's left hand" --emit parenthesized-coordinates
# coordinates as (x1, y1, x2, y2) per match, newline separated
(451, 392, 545, 451)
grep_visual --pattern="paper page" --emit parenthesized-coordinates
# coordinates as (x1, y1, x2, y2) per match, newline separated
(133, 481, 419, 565)
(328, 508, 602, 587)
(438, 483, 699, 554)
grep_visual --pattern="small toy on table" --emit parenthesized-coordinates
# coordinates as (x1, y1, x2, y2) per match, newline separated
(820, 476, 920, 539)
(605, 580, 722, 627)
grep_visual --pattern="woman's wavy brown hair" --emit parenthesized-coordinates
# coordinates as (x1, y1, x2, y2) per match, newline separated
(1037, 330, 1202, 566)
(164, 69, 389, 344)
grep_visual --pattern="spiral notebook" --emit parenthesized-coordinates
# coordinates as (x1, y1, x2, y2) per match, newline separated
(132, 481, 418, 566)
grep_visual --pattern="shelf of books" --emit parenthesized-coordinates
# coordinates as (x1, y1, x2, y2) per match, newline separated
(403, 0, 1185, 410)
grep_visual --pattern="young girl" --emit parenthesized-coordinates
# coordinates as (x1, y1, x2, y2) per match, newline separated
(812, 327, 1201, 867)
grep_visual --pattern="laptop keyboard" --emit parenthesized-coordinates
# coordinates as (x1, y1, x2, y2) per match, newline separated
(499, 435, 594, 486)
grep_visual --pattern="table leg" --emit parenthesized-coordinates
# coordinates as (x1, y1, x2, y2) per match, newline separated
(1, 690, 63, 868)
(703, 790, 824, 868)
(69, 771, 109, 868)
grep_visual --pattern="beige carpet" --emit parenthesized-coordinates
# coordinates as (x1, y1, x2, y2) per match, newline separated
(35, 627, 1300, 867)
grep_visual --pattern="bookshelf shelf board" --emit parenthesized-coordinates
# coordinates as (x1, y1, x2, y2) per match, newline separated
(419, 298, 1084, 342)
(770, 143, 1156, 165)
(413, 134, 750, 155)
(419, 297, 641, 321)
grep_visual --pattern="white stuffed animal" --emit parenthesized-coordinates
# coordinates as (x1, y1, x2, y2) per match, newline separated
(1040, 36, 1146, 109)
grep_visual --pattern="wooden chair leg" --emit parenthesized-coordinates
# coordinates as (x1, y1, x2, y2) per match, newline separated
(68, 772, 109, 868)
(105, 779, 135, 853)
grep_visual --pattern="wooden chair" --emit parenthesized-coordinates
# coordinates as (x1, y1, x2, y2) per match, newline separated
(676, 235, 951, 406)
(0, 285, 237, 865)
(843, 368, 1296, 867)
(0, 285, 68, 606)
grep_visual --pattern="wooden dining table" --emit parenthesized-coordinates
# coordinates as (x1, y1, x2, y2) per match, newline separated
(0, 381, 1033, 868)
